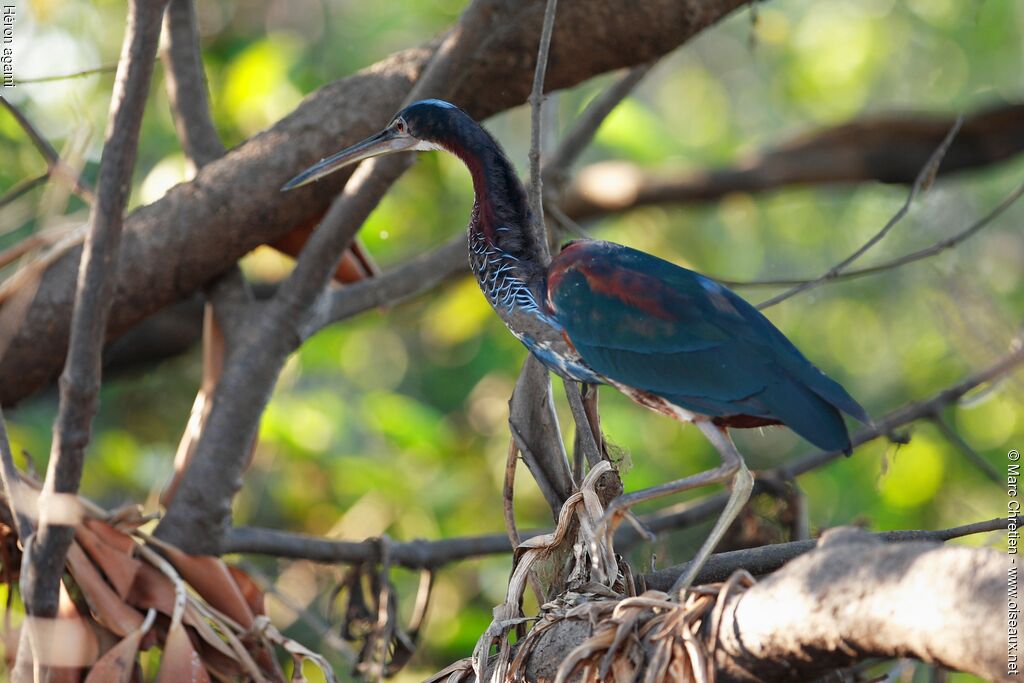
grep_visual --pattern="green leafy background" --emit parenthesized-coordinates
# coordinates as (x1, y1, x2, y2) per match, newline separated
(2, 0, 1021, 680)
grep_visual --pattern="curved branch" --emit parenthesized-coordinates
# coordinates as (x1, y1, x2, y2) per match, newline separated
(320, 235, 467, 331)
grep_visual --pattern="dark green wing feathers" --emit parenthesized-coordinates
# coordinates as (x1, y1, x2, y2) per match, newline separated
(546, 241, 868, 453)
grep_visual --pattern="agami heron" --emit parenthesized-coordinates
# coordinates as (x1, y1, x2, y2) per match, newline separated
(283, 99, 868, 590)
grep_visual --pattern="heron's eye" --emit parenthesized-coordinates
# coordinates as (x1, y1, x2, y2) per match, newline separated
(395, 119, 406, 134)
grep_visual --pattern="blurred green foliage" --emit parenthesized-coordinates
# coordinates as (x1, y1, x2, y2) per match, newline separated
(2, 0, 1022, 680)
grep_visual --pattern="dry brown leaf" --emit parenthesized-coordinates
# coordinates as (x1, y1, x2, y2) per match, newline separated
(82, 519, 137, 554)
(83, 629, 141, 683)
(156, 622, 210, 683)
(227, 564, 266, 616)
(2, 624, 19, 671)
(76, 522, 142, 599)
(47, 668, 85, 683)
(83, 610, 154, 683)
(160, 548, 255, 628)
(181, 602, 239, 663)
(129, 556, 261, 680)
(127, 562, 178, 617)
(67, 542, 144, 638)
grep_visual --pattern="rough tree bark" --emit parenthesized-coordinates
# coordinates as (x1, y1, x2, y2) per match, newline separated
(514, 529, 1009, 683)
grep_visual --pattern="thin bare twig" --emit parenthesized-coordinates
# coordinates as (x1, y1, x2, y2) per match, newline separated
(563, 379, 601, 469)
(715, 180, 1024, 290)
(503, 437, 522, 548)
(223, 516, 1006, 589)
(0, 173, 48, 211)
(543, 63, 653, 189)
(21, 0, 169, 642)
(0, 95, 95, 203)
(930, 414, 1000, 483)
(0, 408, 30, 538)
(526, 0, 559, 263)
(641, 345, 1024, 537)
(160, 0, 225, 168)
(320, 234, 467, 333)
(758, 116, 964, 309)
(782, 344, 1024, 478)
(16, 64, 118, 84)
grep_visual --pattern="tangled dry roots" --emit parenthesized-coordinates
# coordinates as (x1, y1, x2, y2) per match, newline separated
(534, 573, 754, 683)
(428, 462, 757, 683)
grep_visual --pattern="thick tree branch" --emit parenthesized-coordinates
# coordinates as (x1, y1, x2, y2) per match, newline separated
(154, 0, 522, 553)
(18, 0, 168, 672)
(642, 517, 1008, 589)
(559, 102, 1024, 221)
(0, 0, 751, 408)
(711, 529, 1007, 682)
(517, 528, 1009, 682)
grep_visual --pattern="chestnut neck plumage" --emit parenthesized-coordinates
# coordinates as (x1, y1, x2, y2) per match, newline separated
(429, 115, 549, 318)
(412, 105, 604, 384)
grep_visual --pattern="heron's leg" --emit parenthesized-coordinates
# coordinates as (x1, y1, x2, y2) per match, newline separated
(599, 421, 753, 593)
(670, 422, 753, 593)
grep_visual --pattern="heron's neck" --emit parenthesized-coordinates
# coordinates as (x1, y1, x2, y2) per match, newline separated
(447, 127, 545, 268)
(443, 125, 549, 316)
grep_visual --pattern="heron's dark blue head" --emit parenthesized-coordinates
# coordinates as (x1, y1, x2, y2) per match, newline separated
(282, 99, 471, 191)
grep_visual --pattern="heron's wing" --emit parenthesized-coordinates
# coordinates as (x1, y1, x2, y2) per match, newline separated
(546, 240, 867, 451)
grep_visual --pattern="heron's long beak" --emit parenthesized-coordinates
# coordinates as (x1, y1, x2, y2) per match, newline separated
(281, 127, 416, 191)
